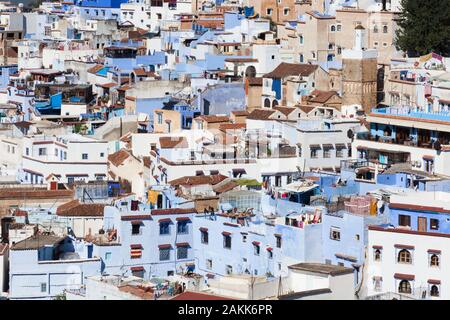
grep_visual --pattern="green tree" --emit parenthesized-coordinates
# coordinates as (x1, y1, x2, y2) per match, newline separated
(395, 0, 450, 57)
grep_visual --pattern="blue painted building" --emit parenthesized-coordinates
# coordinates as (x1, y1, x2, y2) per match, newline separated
(9, 235, 100, 300)
(93, 196, 196, 279)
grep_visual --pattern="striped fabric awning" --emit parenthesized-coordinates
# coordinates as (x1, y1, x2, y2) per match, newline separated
(130, 244, 143, 258)
(158, 244, 172, 249)
(176, 217, 191, 221)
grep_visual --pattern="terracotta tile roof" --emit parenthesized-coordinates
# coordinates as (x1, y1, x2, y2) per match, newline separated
(87, 64, 104, 74)
(0, 188, 74, 200)
(159, 136, 188, 149)
(308, 90, 339, 103)
(247, 108, 275, 120)
(196, 115, 230, 123)
(212, 180, 239, 193)
(231, 110, 249, 116)
(151, 208, 197, 215)
(118, 285, 153, 300)
(99, 82, 118, 89)
(171, 291, 236, 300)
(133, 68, 148, 77)
(169, 174, 228, 187)
(297, 105, 316, 113)
(108, 149, 131, 167)
(263, 63, 318, 78)
(219, 123, 246, 130)
(56, 200, 105, 217)
(273, 106, 296, 116)
(225, 58, 258, 63)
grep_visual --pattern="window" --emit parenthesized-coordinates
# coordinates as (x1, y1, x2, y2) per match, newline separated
(374, 277, 382, 292)
(131, 223, 141, 235)
(337, 24, 341, 31)
(374, 249, 382, 261)
(104, 252, 111, 260)
(355, 234, 360, 241)
(430, 254, 440, 267)
(26, 147, 29, 156)
(157, 113, 163, 124)
(383, 25, 388, 33)
(330, 227, 341, 241)
(177, 221, 188, 234)
(177, 246, 188, 259)
(54, 148, 58, 156)
(40, 283, 47, 293)
(253, 244, 260, 255)
(323, 148, 332, 158)
(100, 152, 104, 157)
(299, 54, 304, 63)
(226, 265, 233, 275)
(310, 148, 319, 159)
(38, 148, 47, 156)
(266, 8, 273, 15)
(374, 41, 379, 47)
(82, 153, 88, 160)
(206, 259, 212, 269)
(160, 222, 170, 235)
(336, 147, 344, 158)
(430, 219, 439, 230)
(283, 8, 290, 15)
(330, 25, 336, 32)
(397, 249, 412, 264)
(275, 176, 282, 187)
(299, 35, 304, 44)
(430, 285, 440, 297)
(132, 269, 144, 278)
(223, 234, 232, 249)
(373, 25, 379, 33)
(201, 230, 208, 244)
(398, 280, 412, 294)
(398, 214, 411, 227)
(268, 250, 273, 259)
(159, 248, 170, 261)
(242, 234, 247, 242)
(276, 235, 282, 248)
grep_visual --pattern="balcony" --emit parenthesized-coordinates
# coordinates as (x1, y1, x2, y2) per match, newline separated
(372, 107, 450, 123)
(356, 132, 443, 150)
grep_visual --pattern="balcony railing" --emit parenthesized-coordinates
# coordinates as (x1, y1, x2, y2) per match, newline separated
(372, 107, 450, 123)
(356, 132, 443, 150)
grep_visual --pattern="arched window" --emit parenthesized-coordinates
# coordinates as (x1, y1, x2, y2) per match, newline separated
(374, 249, 382, 261)
(272, 100, 279, 108)
(398, 249, 412, 264)
(373, 25, 379, 33)
(264, 98, 271, 108)
(383, 26, 388, 33)
(299, 54, 304, 63)
(430, 285, 440, 297)
(331, 25, 336, 32)
(245, 66, 256, 78)
(430, 254, 439, 267)
(299, 35, 304, 44)
(398, 280, 412, 294)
